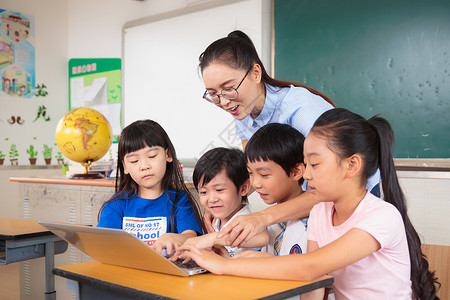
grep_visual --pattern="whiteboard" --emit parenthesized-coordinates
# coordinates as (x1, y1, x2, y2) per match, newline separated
(123, 0, 266, 160)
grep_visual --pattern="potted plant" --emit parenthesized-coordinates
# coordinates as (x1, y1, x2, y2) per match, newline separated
(0, 151, 5, 165)
(55, 151, 64, 165)
(27, 145, 38, 165)
(43, 144, 52, 165)
(9, 144, 19, 165)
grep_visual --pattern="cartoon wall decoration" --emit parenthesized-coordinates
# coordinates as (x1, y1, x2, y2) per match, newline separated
(7, 115, 24, 124)
(0, 9, 35, 98)
(0, 8, 66, 167)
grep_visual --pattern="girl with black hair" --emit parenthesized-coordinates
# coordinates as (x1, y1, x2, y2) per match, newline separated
(179, 109, 439, 299)
(97, 120, 204, 255)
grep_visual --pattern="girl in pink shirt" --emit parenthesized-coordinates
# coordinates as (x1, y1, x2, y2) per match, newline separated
(178, 108, 439, 299)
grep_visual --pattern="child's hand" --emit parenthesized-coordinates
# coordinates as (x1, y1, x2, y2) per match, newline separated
(183, 233, 217, 250)
(232, 250, 274, 259)
(153, 233, 181, 255)
(212, 245, 231, 257)
(202, 212, 216, 234)
(178, 244, 228, 275)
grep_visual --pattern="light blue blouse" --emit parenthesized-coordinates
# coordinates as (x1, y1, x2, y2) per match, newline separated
(234, 84, 333, 140)
(234, 84, 379, 191)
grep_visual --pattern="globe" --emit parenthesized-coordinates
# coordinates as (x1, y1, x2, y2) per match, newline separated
(55, 107, 113, 178)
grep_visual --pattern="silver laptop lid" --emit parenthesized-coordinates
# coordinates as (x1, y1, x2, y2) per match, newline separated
(39, 221, 206, 277)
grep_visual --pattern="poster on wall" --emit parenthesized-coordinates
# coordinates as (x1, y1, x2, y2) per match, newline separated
(69, 58, 121, 143)
(0, 9, 35, 98)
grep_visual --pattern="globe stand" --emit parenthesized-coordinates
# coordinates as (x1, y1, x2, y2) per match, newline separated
(69, 160, 104, 180)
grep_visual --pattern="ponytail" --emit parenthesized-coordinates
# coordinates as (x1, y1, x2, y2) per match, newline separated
(312, 108, 439, 299)
(369, 116, 440, 300)
(199, 30, 336, 108)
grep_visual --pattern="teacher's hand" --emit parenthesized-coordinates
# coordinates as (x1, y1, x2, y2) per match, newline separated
(217, 212, 267, 248)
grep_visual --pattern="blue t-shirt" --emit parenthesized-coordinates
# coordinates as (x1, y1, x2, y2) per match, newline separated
(97, 189, 202, 246)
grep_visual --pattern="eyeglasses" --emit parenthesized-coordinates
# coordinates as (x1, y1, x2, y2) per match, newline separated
(202, 67, 252, 104)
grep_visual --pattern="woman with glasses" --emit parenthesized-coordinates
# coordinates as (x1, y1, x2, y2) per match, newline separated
(198, 30, 336, 248)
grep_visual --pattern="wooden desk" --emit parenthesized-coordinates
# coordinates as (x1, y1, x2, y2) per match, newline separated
(54, 261, 333, 300)
(0, 218, 68, 300)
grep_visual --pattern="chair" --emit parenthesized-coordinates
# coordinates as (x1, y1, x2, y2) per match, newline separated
(422, 244, 449, 299)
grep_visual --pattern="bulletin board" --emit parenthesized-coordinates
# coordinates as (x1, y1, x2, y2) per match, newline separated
(69, 58, 122, 143)
(274, 0, 450, 158)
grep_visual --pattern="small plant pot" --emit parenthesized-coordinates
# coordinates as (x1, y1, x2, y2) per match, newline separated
(0, 158, 4, 165)
(57, 158, 64, 165)
(29, 158, 37, 165)
(44, 158, 52, 165)
(10, 158, 18, 166)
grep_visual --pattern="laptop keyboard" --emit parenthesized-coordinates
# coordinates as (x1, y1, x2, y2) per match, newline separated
(171, 258, 201, 270)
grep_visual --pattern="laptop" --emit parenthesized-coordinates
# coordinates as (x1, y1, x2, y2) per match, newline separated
(39, 221, 207, 277)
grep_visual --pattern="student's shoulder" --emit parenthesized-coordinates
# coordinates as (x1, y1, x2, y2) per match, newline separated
(102, 192, 133, 210)
(165, 188, 187, 198)
(362, 193, 400, 214)
(358, 193, 403, 226)
(165, 189, 190, 205)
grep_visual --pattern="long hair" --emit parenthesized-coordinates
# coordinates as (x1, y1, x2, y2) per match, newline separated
(98, 120, 205, 233)
(199, 30, 336, 108)
(245, 123, 305, 186)
(310, 108, 439, 300)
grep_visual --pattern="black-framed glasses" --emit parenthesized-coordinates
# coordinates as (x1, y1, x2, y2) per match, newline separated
(202, 67, 252, 104)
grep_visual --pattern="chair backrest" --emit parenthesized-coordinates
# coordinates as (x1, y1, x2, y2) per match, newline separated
(422, 244, 449, 299)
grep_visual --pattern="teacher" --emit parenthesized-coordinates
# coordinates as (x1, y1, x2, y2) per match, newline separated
(198, 30, 338, 247)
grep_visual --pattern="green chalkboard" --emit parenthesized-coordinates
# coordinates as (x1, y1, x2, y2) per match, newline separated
(274, 0, 450, 158)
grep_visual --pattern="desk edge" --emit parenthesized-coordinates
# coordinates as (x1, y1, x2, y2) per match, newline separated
(257, 276, 334, 300)
(53, 267, 174, 300)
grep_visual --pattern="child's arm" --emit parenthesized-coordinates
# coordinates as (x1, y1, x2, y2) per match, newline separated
(153, 230, 197, 255)
(184, 230, 269, 250)
(179, 228, 380, 281)
(217, 191, 317, 247)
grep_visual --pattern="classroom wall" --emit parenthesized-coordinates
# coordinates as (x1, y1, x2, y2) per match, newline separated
(0, 0, 233, 215)
(0, 0, 68, 166)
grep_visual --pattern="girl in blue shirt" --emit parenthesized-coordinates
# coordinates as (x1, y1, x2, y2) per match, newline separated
(98, 120, 204, 255)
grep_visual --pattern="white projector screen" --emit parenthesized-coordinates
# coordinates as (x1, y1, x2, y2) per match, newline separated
(123, 0, 266, 160)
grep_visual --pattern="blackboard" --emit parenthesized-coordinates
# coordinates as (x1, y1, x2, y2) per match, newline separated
(274, 0, 450, 158)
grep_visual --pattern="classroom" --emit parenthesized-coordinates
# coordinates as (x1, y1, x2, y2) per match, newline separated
(0, 0, 449, 299)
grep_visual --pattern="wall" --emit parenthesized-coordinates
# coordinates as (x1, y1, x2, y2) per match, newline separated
(1, 0, 250, 213)
(398, 171, 450, 246)
(123, 0, 264, 159)
(0, 0, 68, 166)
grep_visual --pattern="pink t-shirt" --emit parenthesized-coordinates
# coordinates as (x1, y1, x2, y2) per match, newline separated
(308, 192, 413, 299)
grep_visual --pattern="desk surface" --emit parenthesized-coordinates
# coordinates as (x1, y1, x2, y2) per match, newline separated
(0, 218, 51, 240)
(9, 176, 195, 189)
(54, 261, 333, 300)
